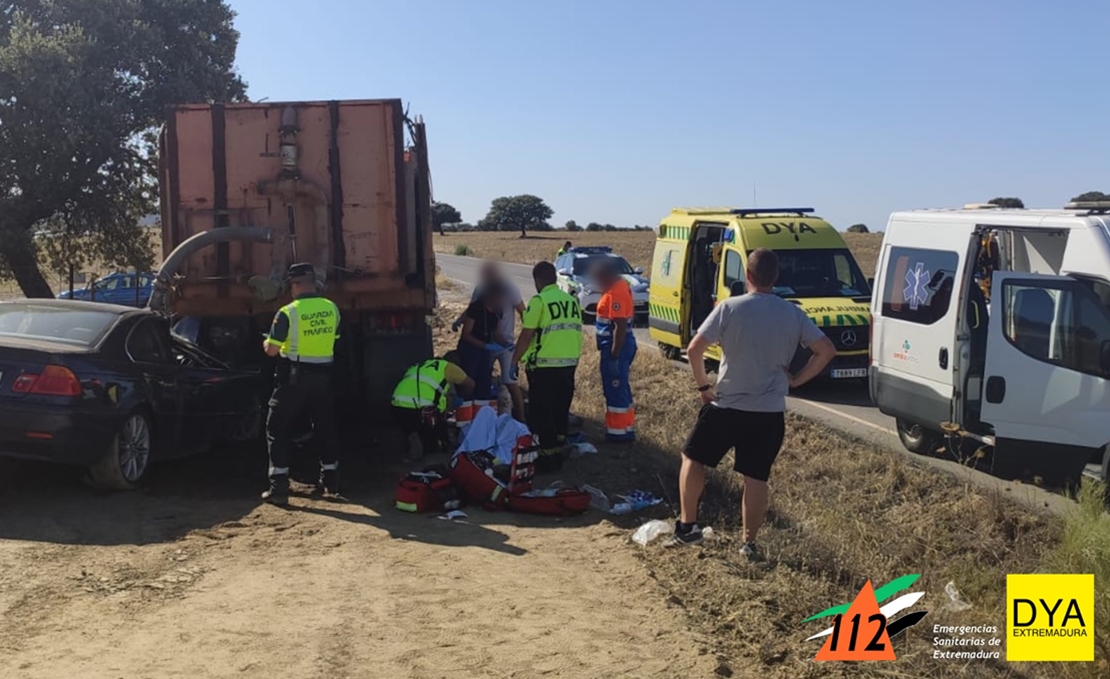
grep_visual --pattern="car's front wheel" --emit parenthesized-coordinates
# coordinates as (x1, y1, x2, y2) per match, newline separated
(89, 412, 153, 490)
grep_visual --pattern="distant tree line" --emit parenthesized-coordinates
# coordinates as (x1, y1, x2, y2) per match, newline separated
(433, 196, 653, 236)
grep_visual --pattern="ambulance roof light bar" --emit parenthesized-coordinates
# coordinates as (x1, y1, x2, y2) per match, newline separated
(730, 207, 814, 217)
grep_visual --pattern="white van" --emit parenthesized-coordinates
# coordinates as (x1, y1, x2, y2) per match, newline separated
(870, 203, 1110, 486)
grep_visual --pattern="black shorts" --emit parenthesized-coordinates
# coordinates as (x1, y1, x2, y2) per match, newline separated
(682, 404, 785, 482)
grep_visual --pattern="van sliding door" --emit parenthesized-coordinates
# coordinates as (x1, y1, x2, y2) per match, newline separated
(980, 272, 1110, 485)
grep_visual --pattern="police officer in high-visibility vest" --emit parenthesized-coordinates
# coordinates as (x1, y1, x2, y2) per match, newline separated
(592, 259, 637, 442)
(511, 261, 583, 472)
(392, 350, 474, 459)
(556, 241, 573, 258)
(261, 263, 341, 505)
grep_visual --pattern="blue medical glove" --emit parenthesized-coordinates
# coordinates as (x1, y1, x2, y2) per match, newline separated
(484, 342, 504, 352)
(501, 342, 515, 352)
(509, 364, 520, 382)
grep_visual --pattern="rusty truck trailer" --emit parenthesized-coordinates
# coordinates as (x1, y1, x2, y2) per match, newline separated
(158, 99, 435, 409)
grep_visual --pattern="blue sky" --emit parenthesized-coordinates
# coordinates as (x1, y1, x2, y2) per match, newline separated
(229, 0, 1108, 232)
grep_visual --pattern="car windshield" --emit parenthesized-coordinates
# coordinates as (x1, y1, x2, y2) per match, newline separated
(573, 256, 634, 277)
(0, 304, 119, 346)
(761, 248, 871, 298)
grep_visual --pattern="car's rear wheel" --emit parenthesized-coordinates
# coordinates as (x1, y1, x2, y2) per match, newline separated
(896, 418, 942, 455)
(89, 412, 152, 490)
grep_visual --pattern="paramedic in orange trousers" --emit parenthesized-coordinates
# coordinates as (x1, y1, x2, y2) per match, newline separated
(591, 259, 637, 442)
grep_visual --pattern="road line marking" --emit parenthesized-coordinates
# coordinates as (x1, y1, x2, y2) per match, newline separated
(794, 399, 896, 436)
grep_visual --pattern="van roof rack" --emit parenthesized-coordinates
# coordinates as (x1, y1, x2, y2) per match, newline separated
(1064, 201, 1110, 215)
(730, 207, 814, 216)
(570, 246, 613, 255)
(963, 203, 1003, 210)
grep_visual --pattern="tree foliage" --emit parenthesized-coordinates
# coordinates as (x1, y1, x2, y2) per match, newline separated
(479, 195, 553, 237)
(564, 219, 581, 232)
(1071, 191, 1110, 203)
(0, 0, 246, 297)
(846, 223, 869, 233)
(432, 201, 462, 236)
(988, 197, 1025, 209)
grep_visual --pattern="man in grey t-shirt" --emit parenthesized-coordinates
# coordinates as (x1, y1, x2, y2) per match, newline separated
(666, 248, 836, 554)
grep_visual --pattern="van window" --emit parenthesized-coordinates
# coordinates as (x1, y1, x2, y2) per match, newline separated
(723, 250, 743, 289)
(1002, 279, 1110, 378)
(881, 247, 959, 324)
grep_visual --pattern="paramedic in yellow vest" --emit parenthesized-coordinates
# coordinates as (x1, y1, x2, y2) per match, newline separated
(392, 350, 475, 460)
(511, 261, 583, 472)
(261, 263, 341, 506)
(557, 241, 573, 258)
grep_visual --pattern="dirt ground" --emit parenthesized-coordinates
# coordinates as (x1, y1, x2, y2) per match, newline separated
(0, 443, 722, 679)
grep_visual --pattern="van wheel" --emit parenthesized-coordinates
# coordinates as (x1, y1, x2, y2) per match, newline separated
(896, 419, 942, 455)
(88, 412, 153, 490)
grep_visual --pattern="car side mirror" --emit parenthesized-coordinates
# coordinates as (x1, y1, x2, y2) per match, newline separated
(557, 268, 570, 276)
(634, 267, 644, 275)
(729, 280, 746, 297)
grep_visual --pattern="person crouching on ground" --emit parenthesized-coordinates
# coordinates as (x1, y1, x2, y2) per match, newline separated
(457, 281, 511, 407)
(667, 248, 837, 556)
(591, 258, 637, 442)
(392, 351, 475, 460)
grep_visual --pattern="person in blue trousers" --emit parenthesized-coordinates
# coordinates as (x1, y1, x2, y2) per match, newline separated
(592, 260, 637, 442)
(457, 282, 512, 404)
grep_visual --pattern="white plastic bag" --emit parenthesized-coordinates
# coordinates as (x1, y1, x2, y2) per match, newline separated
(631, 519, 673, 546)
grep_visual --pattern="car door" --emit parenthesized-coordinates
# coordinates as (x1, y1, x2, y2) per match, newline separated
(91, 275, 120, 303)
(170, 335, 247, 445)
(980, 272, 1110, 484)
(125, 318, 187, 455)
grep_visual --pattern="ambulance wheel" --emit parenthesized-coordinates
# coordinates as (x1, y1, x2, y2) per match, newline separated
(659, 343, 681, 361)
(896, 419, 942, 455)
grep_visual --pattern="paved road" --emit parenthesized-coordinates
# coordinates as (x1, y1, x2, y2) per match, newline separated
(438, 253, 1072, 512)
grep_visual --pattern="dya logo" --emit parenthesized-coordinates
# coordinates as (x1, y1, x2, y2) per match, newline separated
(804, 574, 928, 662)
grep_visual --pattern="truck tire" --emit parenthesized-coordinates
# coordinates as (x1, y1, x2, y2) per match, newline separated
(896, 419, 942, 455)
(88, 411, 153, 490)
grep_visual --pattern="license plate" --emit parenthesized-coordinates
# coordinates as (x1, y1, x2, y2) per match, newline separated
(830, 368, 867, 379)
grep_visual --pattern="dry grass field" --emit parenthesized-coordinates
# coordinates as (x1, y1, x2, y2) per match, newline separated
(435, 229, 885, 279)
(431, 293, 1108, 678)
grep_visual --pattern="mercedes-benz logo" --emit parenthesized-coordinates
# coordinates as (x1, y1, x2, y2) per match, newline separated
(841, 330, 858, 347)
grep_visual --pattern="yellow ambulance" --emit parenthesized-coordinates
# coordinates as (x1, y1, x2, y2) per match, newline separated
(649, 207, 873, 379)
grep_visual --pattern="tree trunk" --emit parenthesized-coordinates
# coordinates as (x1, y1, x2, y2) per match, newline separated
(3, 241, 54, 299)
(519, 225, 527, 239)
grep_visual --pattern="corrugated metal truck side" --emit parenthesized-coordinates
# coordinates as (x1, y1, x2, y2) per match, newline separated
(158, 99, 436, 411)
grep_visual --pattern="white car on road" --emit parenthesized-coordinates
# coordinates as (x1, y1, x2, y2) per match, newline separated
(554, 247, 649, 323)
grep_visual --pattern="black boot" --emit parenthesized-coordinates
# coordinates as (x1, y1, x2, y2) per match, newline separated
(262, 475, 290, 506)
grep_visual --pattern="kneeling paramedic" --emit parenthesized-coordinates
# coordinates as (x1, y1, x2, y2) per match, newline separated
(592, 259, 637, 442)
(262, 263, 342, 505)
(512, 261, 583, 472)
(392, 351, 475, 459)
